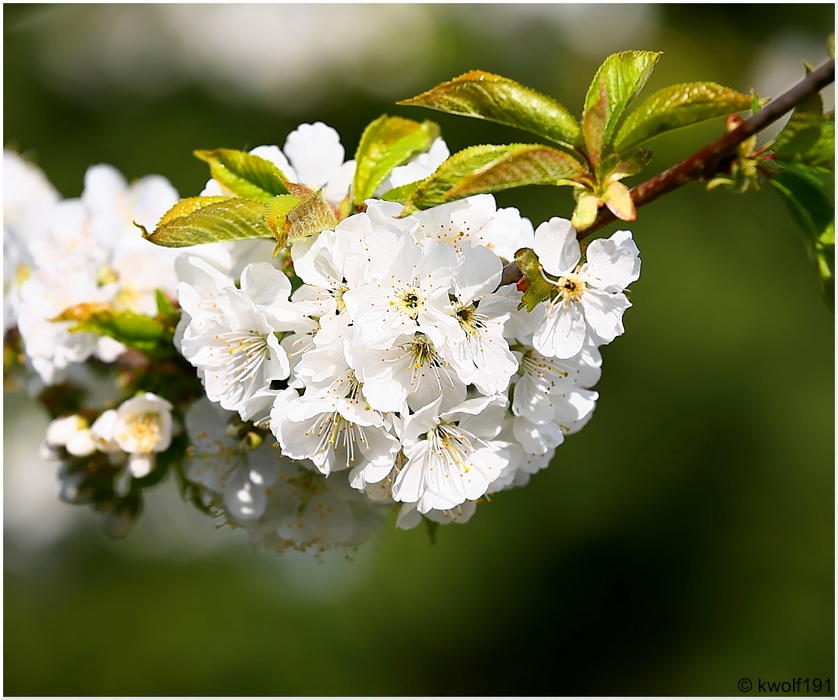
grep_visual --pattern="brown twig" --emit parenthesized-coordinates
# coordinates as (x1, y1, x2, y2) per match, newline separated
(499, 57, 835, 288)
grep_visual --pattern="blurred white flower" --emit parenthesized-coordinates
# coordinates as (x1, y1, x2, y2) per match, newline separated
(109, 393, 173, 477)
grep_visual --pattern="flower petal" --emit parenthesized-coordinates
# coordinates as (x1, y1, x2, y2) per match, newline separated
(533, 217, 579, 277)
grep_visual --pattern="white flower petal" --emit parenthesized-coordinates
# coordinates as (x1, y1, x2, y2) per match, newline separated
(580, 289, 631, 344)
(283, 122, 346, 191)
(532, 217, 579, 277)
(533, 300, 588, 359)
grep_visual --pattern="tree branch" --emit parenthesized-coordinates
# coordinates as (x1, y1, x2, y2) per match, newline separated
(500, 57, 835, 288)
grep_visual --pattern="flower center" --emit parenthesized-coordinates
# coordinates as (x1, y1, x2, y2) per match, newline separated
(454, 303, 486, 336)
(334, 285, 348, 314)
(126, 412, 161, 453)
(557, 272, 586, 303)
(405, 333, 439, 370)
(395, 286, 425, 319)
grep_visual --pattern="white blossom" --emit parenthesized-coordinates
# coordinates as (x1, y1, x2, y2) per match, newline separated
(531, 218, 640, 358)
(44, 415, 96, 457)
(202, 122, 355, 206)
(392, 395, 510, 513)
(271, 351, 400, 486)
(342, 225, 461, 349)
(441, 243, 519, 395)
(348, 325, 466, 415)
(109, 393, 174, 478)
(185, 397, 384, 551)
(3, 151, 60, 330)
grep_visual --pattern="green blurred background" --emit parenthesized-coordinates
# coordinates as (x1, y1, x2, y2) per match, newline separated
(4, 4, 834, 696)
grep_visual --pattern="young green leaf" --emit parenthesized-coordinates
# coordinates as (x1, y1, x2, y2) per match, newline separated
(266, 194, 304, 246)
(402, 144, 585, 214)
(154, 196, 231, 227)
(805, 119, 835, 168)
(600, 180, 636, 221)
(515, 247, 556, 312)
(284, 190, 338, 243)
(194, 149, 291, 201)
(54, 304, 166, 354)
(771, 75, 830, 165)
(595, 149, 651, 182)
(582, 50, 662, 165)
(352, 115, 440, 206)
(143, 197, 275, 247)
(582, 80, 609, 169)
(379, 180, 422, 204)
(571, 190, 601, 231)
(613, 82, 754, 153)
(398, 70, 582, 149)
(770, 163, 835, 308)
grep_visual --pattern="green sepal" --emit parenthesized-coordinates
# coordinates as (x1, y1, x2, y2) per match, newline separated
(583, 50, 662, 167)
(352, 115, 440, 206)
(54, 303, 168, 354)
(770, 163, 835, 309)
(194, 149, 291, 201)
(402, 144, 585, 214)
(143, 197, 275, 247)
(399, 70, 581, 149)
(751, 90, 762, 115)
(515, 247, 556, 312)
(284, 190, 338, 243)
(613, 82, 754, 153)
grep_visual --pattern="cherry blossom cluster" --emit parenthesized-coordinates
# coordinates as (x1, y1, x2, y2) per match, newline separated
(4, 122, 640, 551)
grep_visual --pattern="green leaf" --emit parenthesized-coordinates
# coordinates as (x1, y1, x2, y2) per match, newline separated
(770, 163, 835, 308)
(143, 197, 275, 247)
(806, 119, 835, 168)
(398, 70, 581, 149)
(402, 144, 586, 214)
(54, 304, 166, 353)
(582, 79, 609, 169)
(571, 190, 601, 231)
(154, 196, 230, 227)
(771, 71, 834, 169)
(379, 180, 422, 203)
(352, 115, 440, 206)
(596, 149, 650, 183)
(601, 180, 636, 221)
(613, 82, 754, 152)
(515, 247, 556, 312)
(154, 289, 177, 317)
(284, 190, 338, 243)
(266, 194, 304, 246)
(582, 50, 662, 166)
(194, 149, 291, 201)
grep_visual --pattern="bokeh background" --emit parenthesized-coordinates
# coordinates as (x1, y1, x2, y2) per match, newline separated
(4, 4, 834, 696)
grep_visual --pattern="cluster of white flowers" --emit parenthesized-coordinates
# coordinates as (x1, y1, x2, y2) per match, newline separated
(4, 121, 640, 551)
(43, 393, 174, 478)
(4, 151, 181, 385)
